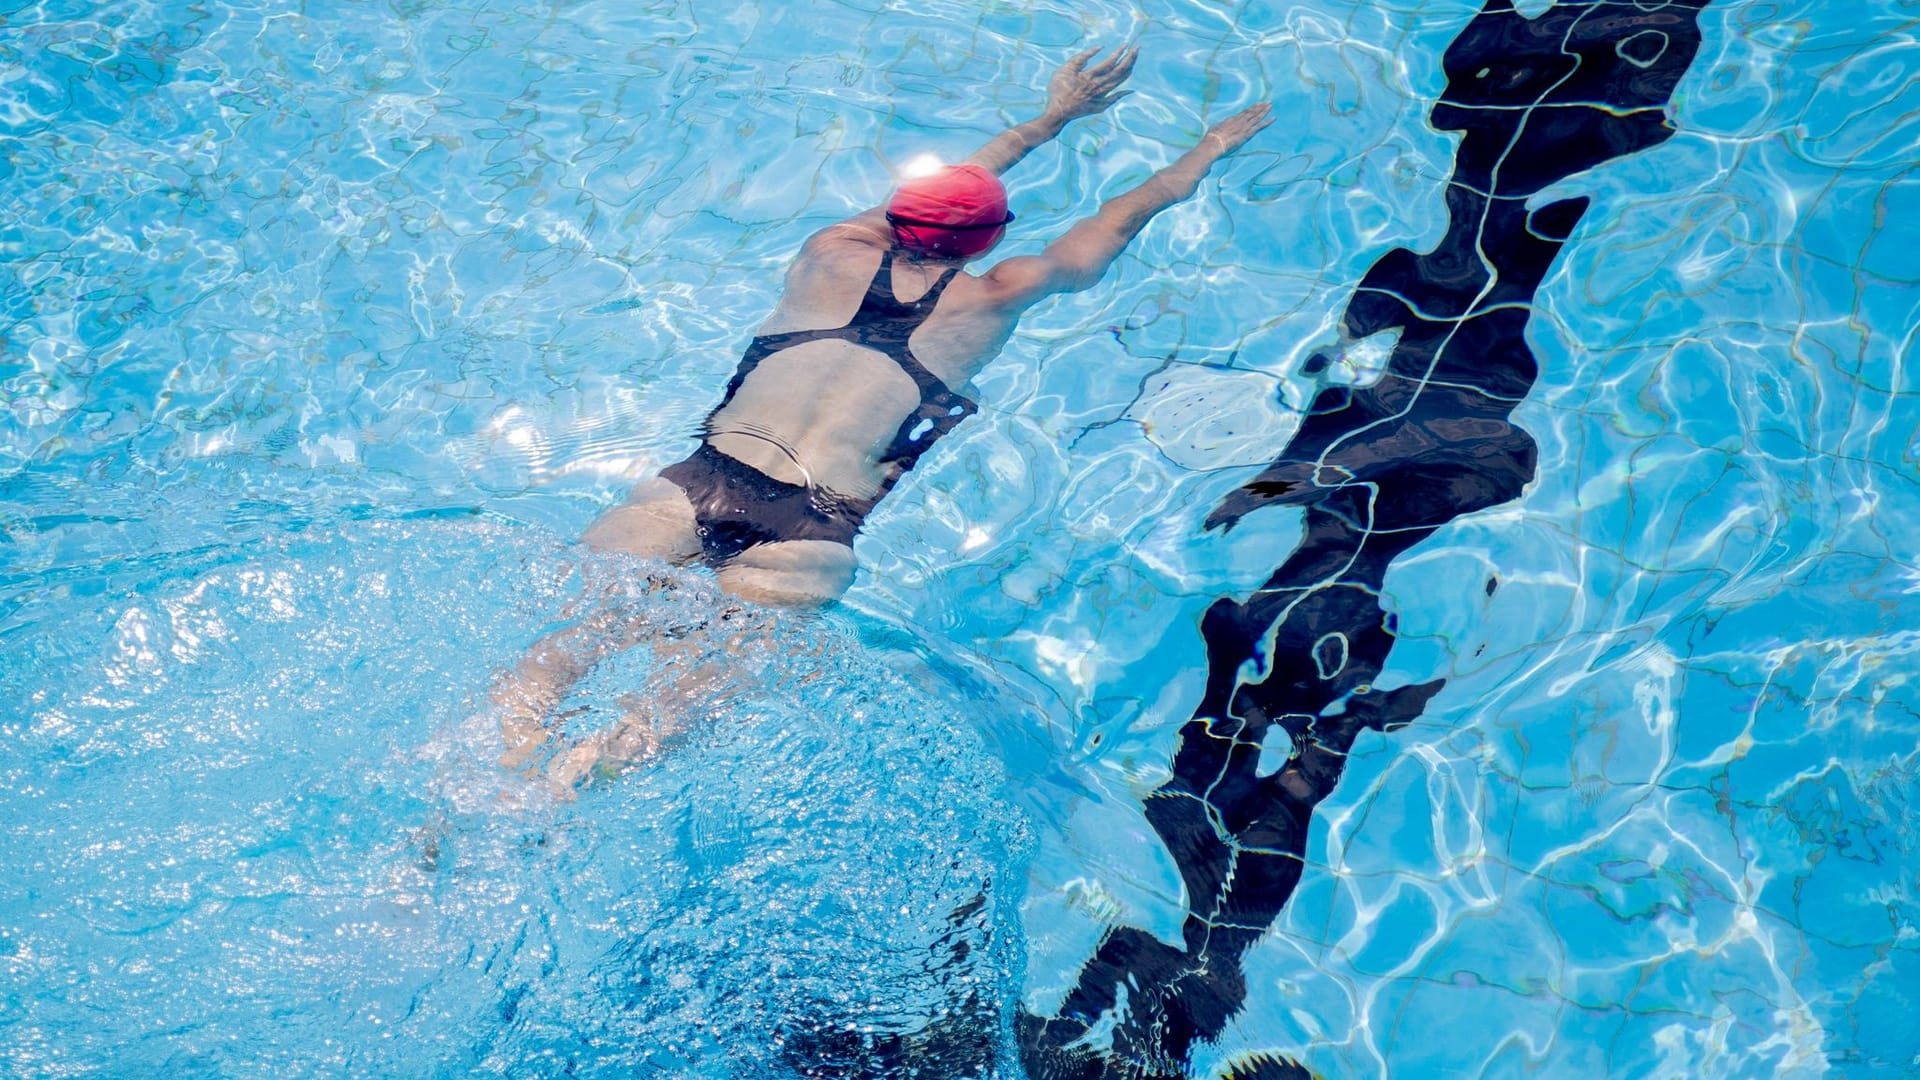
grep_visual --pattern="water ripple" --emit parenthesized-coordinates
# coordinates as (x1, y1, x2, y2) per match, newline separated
(3, 0, 1917, 1075)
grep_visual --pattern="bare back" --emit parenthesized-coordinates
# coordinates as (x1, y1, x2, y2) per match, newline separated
(705, 225, 1029, 499)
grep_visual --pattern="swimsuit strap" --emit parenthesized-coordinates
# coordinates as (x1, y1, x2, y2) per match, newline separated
(855, 247, 962, 321)
(715, 248, 965, 414)
(708, 245, 978, 487)
(864, 245, 902, 308)
(888, 347, 967, 408)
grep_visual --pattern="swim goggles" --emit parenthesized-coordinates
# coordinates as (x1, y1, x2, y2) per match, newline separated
(884, 211, 1016, 230)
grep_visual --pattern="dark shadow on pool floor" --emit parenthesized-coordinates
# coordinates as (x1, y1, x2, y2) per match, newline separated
(1017, 2, 1715, 1077)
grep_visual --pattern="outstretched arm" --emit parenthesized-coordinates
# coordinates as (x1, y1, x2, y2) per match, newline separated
(964, 46, 1139, 175)
(986, 102, 1274, 304)
(819, 47, 1140, 246)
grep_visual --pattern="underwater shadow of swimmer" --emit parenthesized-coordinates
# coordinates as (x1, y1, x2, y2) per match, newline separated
(1018, 1, 1715, 1076)
(591, 884, 1013, 1076)
(769, 893, 1003, 1077)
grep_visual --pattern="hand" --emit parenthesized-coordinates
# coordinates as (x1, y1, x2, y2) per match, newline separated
(1201, 102, 1274, 156)
(1045, 46, 1139, 122)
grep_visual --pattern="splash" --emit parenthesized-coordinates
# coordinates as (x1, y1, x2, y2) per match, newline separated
(0, 521, 1030, 1078)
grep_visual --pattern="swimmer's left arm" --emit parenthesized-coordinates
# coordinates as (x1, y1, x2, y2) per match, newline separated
(803, 48, 1135, 247)
(964, 46, 1138, 176)
(985, 102, 1274, 304)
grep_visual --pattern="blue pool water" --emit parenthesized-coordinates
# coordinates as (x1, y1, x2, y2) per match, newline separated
(4, 0, 1917, 1077)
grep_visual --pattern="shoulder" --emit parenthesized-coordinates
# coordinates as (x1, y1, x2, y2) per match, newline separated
(798, 214, 892, 258)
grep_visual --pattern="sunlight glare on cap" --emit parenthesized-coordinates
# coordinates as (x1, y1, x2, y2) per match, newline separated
(899, 153, 945, 180)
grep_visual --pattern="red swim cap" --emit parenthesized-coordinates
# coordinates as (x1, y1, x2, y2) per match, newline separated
(885, 164, 1013, 260)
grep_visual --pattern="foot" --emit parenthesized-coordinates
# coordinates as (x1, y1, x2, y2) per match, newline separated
(543, 694, 682, 793)
(497, 707, 549, 769)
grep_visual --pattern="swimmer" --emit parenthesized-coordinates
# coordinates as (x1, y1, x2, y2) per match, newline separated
(496, 48, 1272, 784)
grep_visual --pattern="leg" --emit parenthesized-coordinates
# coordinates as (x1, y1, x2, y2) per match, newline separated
(493, 608, 652, 768)
(533, 540, 850, 786)
(715, 539, 857, 607)
(496, 477, 702, 768)
(544, 691, 675, 790)
(543, 604, 778, 792)
(532, 540, 851, 790)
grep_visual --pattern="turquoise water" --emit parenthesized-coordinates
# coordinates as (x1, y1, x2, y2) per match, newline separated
(4, 0, 1917, 1076)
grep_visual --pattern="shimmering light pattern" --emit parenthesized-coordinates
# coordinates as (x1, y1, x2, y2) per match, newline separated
(2, 0, 1915, 1076)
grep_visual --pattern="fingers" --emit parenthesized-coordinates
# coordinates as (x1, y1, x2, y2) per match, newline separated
(1049, 45, 1140, 119)
(1201, 101, 1276, 154)
(1224, 102, 1274, 131)
(1086, 44, 1139, 84)
(1238, 102, 1275, 136)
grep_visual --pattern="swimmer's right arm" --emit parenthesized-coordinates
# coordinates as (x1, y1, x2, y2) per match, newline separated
(986, 102, 1275, 303)
(964, 46, 1138, 175)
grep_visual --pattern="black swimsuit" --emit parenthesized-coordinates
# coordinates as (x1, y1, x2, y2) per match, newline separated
(660, 248, 979, 564)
